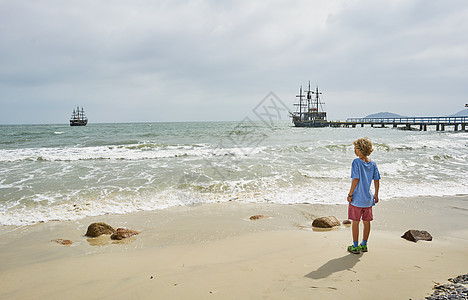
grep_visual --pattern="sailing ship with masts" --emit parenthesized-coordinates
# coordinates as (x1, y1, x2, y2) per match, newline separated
(290, 82, 329, 127)
(69, 106, 88, 126)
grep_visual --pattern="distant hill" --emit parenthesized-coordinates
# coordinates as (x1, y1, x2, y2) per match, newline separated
(364, 112, 407, 118)
(449, 108, 468, 117)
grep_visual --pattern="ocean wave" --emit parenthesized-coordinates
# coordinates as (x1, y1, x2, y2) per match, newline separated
(2, 144, 466, 222)
(431, 154, 454, 161)
(264, 141, 455, 154)
(0, 144, 266, 162)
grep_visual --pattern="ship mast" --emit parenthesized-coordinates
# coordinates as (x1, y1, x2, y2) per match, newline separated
(307, 81, 312, 113)
(295, 86, 307, 121)
(312, 86, 323, 112)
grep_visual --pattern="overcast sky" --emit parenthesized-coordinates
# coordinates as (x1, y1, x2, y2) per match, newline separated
(1, 0, 467, 124)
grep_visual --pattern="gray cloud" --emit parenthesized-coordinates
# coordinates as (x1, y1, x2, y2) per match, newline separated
(1, 0, 467, 124)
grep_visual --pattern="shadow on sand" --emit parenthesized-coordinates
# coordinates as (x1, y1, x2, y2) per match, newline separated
(305, 254, 361, 279)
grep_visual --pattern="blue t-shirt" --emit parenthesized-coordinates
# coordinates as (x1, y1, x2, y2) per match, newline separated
(350, 158, 381, 208)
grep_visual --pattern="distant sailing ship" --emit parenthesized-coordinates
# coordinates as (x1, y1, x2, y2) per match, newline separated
(290, 82, 328, 127)
(70, 106, 88, 126)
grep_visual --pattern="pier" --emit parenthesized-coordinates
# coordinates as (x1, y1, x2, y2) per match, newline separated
(329, 116, 468, 131)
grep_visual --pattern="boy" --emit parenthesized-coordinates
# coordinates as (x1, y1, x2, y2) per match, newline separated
(347, 137, 380, 254)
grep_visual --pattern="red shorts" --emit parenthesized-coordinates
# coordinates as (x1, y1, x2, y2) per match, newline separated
(348, 204, 373, 221)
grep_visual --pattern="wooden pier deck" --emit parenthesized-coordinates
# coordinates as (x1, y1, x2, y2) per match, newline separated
(329, 116, 468, 131)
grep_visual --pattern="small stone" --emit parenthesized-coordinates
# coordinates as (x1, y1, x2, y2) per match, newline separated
(401, 229, 433, 242)
(249, 215, 269, 220)
(110, 228, 140, 240)
(85, 222, 116, 237)
(342, 220, 352, 225)
(52, 239, 73, 246)
(312, 216, 341, 228)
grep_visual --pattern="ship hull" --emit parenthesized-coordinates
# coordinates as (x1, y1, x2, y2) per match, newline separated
(293, 120, 329, 127)
(70, 120, 88, 126)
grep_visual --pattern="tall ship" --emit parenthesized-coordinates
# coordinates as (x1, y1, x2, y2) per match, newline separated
(70, 106, 88, 126)
(290, 82, 328, 127)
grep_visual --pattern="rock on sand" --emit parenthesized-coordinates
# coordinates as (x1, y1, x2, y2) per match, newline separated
(110, 228, 140, 240)
(85, 222, 116, 237)
(312, 216, 341, 228)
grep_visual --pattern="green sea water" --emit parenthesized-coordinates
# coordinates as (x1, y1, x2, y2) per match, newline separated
(1, 121, 467, 225)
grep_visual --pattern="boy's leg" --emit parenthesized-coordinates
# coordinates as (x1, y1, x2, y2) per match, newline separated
(361, 207, 373, 244)
(363, 221, 371, 241)
(352, 221, 360, 245)
(348, 220, 361, 254)
(348, 204, 361, 253)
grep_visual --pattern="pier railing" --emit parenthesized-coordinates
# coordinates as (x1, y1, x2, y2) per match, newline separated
(345, 116, 467, 125)
(326, 116, 467, 131)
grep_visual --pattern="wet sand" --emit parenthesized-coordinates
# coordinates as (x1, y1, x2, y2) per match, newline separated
(1, 196, 467, 299)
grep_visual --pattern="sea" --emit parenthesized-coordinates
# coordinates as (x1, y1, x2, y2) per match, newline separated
(1, 121, 467, 226)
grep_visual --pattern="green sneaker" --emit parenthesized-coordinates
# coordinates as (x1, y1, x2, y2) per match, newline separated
(347, 245, 360, 254)
(360, 244, 368, 252)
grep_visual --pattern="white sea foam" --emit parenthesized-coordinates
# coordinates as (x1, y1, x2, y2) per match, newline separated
(1, 178, 467, 226)
(2, 175, 467, 226)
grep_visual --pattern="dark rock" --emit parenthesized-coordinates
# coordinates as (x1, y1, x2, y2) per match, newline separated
(249, 215, 269, 220)
(312, 216, 341, 228)
(110, 228, 140, 240)
(85, 222, 116, 237)
(52, 239, 73, 246)
(426, 283, 468, 300)
(450, 274, 468, 284)
(401, 229, 433, 242)
(342, 220, 352, 225)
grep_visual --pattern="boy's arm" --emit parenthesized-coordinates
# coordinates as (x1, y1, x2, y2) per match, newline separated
(374, 179, 380, 203)
(347, 178, 359, 203)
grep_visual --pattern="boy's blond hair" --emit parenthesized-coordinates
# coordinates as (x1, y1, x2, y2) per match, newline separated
(353, 137, 374, 157)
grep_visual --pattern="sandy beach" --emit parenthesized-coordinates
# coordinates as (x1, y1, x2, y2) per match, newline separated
(1, 195, 467, 299)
